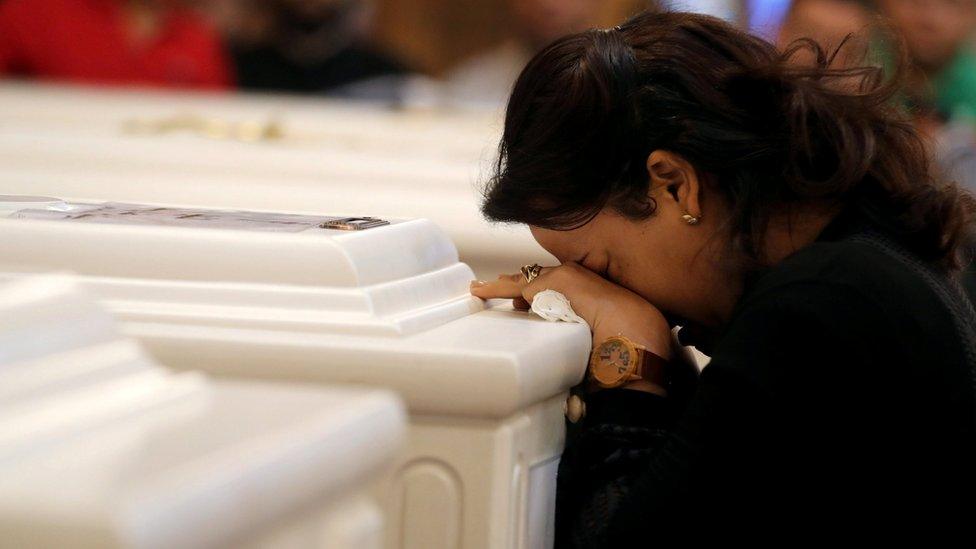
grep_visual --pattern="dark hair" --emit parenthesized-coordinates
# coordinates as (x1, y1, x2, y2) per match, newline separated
(482, 11, 975, 269)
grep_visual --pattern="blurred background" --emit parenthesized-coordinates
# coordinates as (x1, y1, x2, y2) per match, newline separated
(0, 0, 973, 186)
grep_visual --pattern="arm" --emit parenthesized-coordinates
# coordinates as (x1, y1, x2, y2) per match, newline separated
(472, 268, 883, 546)
(556, 358, 773, 546)
(558, 279, 892, 546)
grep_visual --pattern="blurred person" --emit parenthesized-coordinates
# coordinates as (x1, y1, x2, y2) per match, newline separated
(442, 0, 607, 107)
(875, 0, 976, 193)
(871, 0, 976, 309)
(776, 0, 976, 194)
(878, 0, 976, 122)
(214, 0, 406, 97)
(0, 0, 231, 89)
(776, 0, 872, 67)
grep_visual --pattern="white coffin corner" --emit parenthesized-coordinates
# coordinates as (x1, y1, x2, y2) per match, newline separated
(0, 275, 406, 549)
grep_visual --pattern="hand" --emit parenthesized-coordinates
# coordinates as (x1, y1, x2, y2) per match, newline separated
(470, 263, 673, 362)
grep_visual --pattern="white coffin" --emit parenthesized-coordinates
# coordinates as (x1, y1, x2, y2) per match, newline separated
(0, 276, 405, 549)
(0, 199, 592, 549)
(0, 83, 554, 278)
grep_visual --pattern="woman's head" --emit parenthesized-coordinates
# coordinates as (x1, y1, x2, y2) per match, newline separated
(482, 11, 974, 326)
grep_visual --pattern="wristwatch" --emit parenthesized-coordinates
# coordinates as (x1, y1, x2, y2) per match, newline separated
(588, 335, 669, 389)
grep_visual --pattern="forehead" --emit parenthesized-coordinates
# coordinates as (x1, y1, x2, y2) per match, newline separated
(529, 213, 625, 260)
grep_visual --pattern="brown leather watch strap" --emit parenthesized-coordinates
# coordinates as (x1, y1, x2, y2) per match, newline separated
(637, 348, 669, 385)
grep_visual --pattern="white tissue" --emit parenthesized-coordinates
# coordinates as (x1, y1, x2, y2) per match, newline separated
(530, 289, 589, 328)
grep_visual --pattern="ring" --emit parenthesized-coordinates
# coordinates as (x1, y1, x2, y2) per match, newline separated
(520, 264, 543, 284)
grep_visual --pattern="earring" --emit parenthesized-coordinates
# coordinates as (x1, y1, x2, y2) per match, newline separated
(682, 214, 700, 226)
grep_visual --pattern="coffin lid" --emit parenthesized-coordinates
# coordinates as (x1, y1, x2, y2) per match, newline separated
(0, 198, 591, 418)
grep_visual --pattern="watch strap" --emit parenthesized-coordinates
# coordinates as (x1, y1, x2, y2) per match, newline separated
(635, 347, 668, 386)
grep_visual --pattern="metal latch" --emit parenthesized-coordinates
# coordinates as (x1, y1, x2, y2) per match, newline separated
(320, 217, 390, 231)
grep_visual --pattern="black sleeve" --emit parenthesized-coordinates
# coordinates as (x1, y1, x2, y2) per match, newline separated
(553, 280, 888, 547)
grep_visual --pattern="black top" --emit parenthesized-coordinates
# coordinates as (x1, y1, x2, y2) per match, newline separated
(554, 211, 976, 546)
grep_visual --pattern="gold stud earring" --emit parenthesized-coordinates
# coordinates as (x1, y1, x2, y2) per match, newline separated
(682, 214, 700, 226)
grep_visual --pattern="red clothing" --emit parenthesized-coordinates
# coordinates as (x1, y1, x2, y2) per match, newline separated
(0, 0, 231, 89)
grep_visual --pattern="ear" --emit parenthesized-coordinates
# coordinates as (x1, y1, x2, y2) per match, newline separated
(646, 150, 702, 220)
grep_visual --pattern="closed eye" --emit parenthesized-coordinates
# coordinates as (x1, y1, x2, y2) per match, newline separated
(603, 259, 618, 283)
(575, 252, 612, 281)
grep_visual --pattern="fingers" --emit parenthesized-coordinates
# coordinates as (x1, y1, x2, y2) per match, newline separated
(470, 267, 557, 303)
(471, 265, 578, 307)
(469, 273, 525, 300)
(471, 263, 608, 329)
(473, 264, 657, 344)
(469, 277, 531, 311)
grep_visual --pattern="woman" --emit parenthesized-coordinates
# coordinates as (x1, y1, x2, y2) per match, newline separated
(470, 11, 976, 545)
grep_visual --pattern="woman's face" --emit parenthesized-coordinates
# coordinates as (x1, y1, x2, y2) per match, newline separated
(528, 177, 740, 328)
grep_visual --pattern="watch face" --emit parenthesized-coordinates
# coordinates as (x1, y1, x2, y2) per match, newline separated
(591, 337, 635, 387)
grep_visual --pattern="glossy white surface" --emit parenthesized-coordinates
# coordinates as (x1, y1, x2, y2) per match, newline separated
(0, 205, 458, 287)
(0, 276, 405, 549)
(0, 199, 591, 548)
(0, 199, 590, 417)
(0, 83, 555, 278)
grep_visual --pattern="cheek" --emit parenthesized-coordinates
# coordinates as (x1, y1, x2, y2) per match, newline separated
(611, 232, 675, 294)
(617, 250, 666, 285)
(608, 254, 677, 315)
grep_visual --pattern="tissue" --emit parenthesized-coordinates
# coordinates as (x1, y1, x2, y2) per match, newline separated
(530, 289, 589, 328)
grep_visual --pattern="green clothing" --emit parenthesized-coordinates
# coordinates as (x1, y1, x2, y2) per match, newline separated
(934, 47, 976, 121)
(872, 40, 976, 122)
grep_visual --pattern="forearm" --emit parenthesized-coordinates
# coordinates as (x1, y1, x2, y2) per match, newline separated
(555, 389, 680, 548)
(587, 329, 700, 398)
(555, 353, 769, 547)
